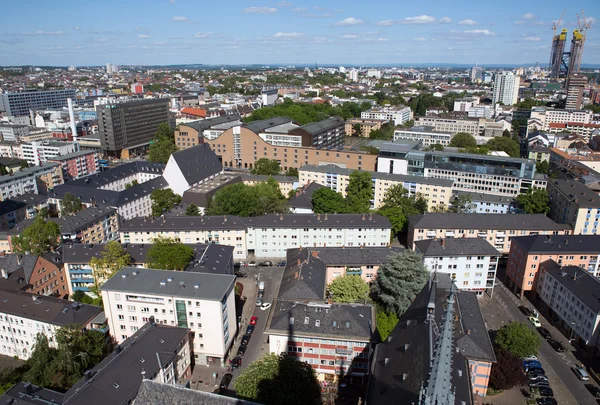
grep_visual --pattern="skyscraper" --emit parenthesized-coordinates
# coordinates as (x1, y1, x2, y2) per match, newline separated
(568, 30, 585, 77)
(0, 89, 77, 117)
(470, 66, 484, 82)
(565, 74, 588, 110)
(492, 72, 520, 105)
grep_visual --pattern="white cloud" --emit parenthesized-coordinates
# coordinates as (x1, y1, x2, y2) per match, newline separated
(341, 34, 358, 39)
(274, 32, 303, 38)
(414, 37, 426, 41)
(313, 36, 331, 43)
(138, 34, 150, 38)
(523, 36, 540, 41)
(172, 16, 188, 22)
(292, 7, 307, 12)
(464, 29, 495, 36)
(377, 20, 395, 26)
(403, 15, 435, 24)
(334, 17, 363, 26)
(194, 32, 212, 38)
(585, 16, 597, 24)
(522, 13, 536, 20)
(244, 6, 277, 13)
(440, 17, 452, 23)
(18, 30, 65, 36)
(458, 19, 477, 25)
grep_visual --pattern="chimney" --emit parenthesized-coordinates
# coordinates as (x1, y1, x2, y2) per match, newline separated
(297, 259, 301, 267)
(466, 329, 471, 335)
(279, 214, 283, 220)
(324, 213, 328, 220)
(0, 251, 5, 257)
(317, 213, 321, 220)
(294, 271, 299, 279)
(224, 215, 227, 222)
(441, 238, 445, 248)
(67, 98, 78, 142)
(1, 269, 7, 279)
(311, 250, 319, 258)
(369, 213, 372, 220)
(362, 214, 365, 220)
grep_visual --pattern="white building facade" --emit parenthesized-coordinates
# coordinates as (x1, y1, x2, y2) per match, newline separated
(492, 72, 520, 106)
(393, 127, 452, 146)
(21, 140, 80, 166)
(361, 106, 412, 126)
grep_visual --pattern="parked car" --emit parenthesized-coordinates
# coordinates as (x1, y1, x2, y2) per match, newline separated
(246, 324, 255, 335)
(529, 316, 542, 327)
(219, 373, 233, 392)
(260, 302, 272, 311)
(259, 261, 273, 267)
(536, 398, 557, 405)
(241, 334, 251, 345)
(258, 291, 265, 299)
(256, 298, 263, 307)
(585, 384, 600, 398)
(529, 376, 548, 382)
(537, 327, 552, 340)
(237, 345, 247, 356)
(230, 356, 242, 369)
(528, 368, 546, 377)
(573, 366, 590, 381)
(522, 355, 538, 361)
(523, 360, 542, 369)
(235, 271, 247, 278)
(548, 339, 565, 353)
(519, 306, 534, 316)
(248, 261, 257, 267)
(277, 261, 286, 267)
(537, 387, 554, 397)
(529, 381, 551, 388)
(250, 316, 258, 325)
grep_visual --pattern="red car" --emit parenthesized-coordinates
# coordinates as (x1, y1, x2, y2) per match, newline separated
(250, 316, 258, 325)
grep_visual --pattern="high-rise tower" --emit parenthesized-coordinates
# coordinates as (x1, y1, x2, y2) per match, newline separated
(568, 29, 585, 76)
(550, 29, 567, 78)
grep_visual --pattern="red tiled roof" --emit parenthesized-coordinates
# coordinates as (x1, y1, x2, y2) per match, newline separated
(549, 123, 566, 128)
(181, 107, 207, 118)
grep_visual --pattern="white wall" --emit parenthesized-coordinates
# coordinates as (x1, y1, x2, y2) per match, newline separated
(163, 154, 190, 196)
(423, 255, 497, 294)
(376, 157, 408, 175)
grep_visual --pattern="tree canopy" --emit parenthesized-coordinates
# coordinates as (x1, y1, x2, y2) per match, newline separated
(311, 187, 348, 214)
(536, 160, 549, 175)
(148, 122, 177, 163)
(449, 132, 477, 148)
(285, 167, 299, 177)
(11, 217, 60, 255)
(150, 188, 182, 216)
(61, 193, 83, 216)
(376, 306, 399, 342)
(328, 275, 369, 303)
(89, 241, 132, 285)
(206, 177, 287, 216)
(251, 158, 281, 175)
(489, 347, 528, 391)
(371, 250, 430, 315)
(515, 188, 550, 214)
(369, 123, 395, 140)
(375, 185, 427, 236)
(486, 136, 520, 157)
(234, 353, 322, 405)
(185, 203, 200, 216)
(346, 171, 373, 213)
(147, 237, 195, 271)
(494, 322, 541, 358)
(450, 194, 474, 213)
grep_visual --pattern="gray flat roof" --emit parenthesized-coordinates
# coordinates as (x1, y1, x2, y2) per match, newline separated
(409, 213, 570, 231)
(182, 114, 241, 132)
(415, 238, 499, 257)
(48, 150, 97, 161)
(378, 139, 422, 153)
(100, 267, 235, 301)
(0, 163, 59, 185)
(245, 117, 294, 133)
(542, 260, 600, 313)
(455, 192, 515, 205)
(293, 116, 344, 135)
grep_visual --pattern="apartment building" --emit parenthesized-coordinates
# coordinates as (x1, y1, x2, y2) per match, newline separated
(415, 116, 482, 137)
(393, 126, 452, 146)
(174, 115, 242, 148)
(163, 143, 223, 196)
(288, 117, 346, 149)
(537, 260, 600, 352)
(101, 267, 237, 366)
(0, 252, 68, 297)
(530, 107, 593, 132)
(414, 238, 500, 295)
(0, 194, 47, 230)
(0, 124, 29, 142)
(0, 141, 22, 159)
(266, 300, 374, 381)
(0, 290, 103, 359)
(492, 72, 520, 105)
(97, 99, 172, 159)
(453, 192, 515, 214)
(547, 122, 600, 140)
(299, 164, 453, 210)
(407, 213, 571, 253)
(345, 118, 388, 137)
(547, 179, 600, 235)
(378, 143, 545, 197)
(21, 140, 80, 166)
(205, 126, 377, 172)
(505, 235, 600, 299)
(0, 163, 63, 201)
(468, 105, 495, 119)
(361, 106, 412, 125)
(47, 150, 100, 181)
(240, 173, 297, 196)
(0, 89, 77, 117)
(287, 246, 403, 285)
(119, 214, 392, 260)
(61, 321, 192, 405)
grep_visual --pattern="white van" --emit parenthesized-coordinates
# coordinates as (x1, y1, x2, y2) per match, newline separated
(573, 366, 590, 381)
(258, 281, 265, 292)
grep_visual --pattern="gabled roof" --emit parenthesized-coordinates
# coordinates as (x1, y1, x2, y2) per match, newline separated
(292, 116, 344, 135)
(278, 249, 326, 300)
(541, 260, 600, 313)
(180, 107, 206, 118)
(415, 238, 499, 257)
(67, 162, 164, 189)
(456, 291, 497, 363)
(0, 382, 64, 405)
(170, 143, 222, 186)
(303, 246, 403, 266)
(133, 380, 262, 405)
(287, 182, 324, 210)
(0, 254, 39, 286)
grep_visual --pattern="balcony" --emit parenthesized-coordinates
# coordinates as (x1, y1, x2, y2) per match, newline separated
(426, 231, 436, 237)
(486, 281, 494, 288)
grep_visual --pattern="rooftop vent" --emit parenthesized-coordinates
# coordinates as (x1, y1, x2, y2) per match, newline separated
(315, 320, 320, 327)
(194, 284, 199, 289)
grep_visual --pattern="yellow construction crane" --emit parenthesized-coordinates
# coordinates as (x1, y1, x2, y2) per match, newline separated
(551, 10, 565, 37)
(577, 10, 592, 40)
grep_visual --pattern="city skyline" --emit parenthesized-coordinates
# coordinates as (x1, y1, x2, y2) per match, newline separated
(1, 0, 598, 67)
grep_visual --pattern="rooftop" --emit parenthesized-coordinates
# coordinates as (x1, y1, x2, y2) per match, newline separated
(47, 150, 98, 161)
(378, 139, 422, 154)
(0, 163, 60, 186)
(100, 267, 235, 301)
(245, 117, 295, 134)
(133, 380, 262, 405)
(415, 238, 499, 257)
(409, 213, 570, 231)
(287, 182, 325, 210)
(181, 114, 241, 132)
(278, 249, 326, 300)
(292, 117, 345, 135)
(0, 383, 64, 405)
(548, 179, 600, 208)
(456, 291, 497, 363)
(169, 143, 222, 186)
(67, 161, 164, 189)
(512, 235, 600, 253)
(542, 260, 600, 313)
(0, 290, 102, 326)
(303, 246, 403, 266)
(455, 192, 515, 205)
(266, 300, 374, 341)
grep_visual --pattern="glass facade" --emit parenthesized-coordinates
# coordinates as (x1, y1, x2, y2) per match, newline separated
(175, 300, 188, 328)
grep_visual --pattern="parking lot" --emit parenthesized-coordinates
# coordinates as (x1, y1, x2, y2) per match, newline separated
(481, 279, 600, 405)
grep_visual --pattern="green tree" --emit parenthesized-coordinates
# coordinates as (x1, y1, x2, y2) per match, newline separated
(234, 353, 322, 405)
(346, 171, 373, 213)
(449, 132, 477, 148)
(125, 179, 139, 189)
(207, 178, 287, 216)
(369, 123, 395, 140)
(185, 203, 200, 216)
(450, 194, 474, 213)
(489, 348, 528, 391)
(311, 187, 348, 214)
(251, 158, 281, 175)
(515, 188, 550, 214)
(327, 275, 369, 303)
(38, 207, 49, 219)
(285, 167, 299, 177)
(494, 322, 541, 358)
(486, 136, 520, 157)
(147, 237, 195, 271)
(353, 123, 361, 136)
(376, 306, 399, 341)
(89, 241, 132, 284)
(148, 122, 177, 163)
(502, 129, 512, 138)
(428, 143, 444, 151)
(12, 217, 60, 255)
(536, 160, 549, 175)
(61, 193, 83, 216)
(150, 189, 182, 216)
(376, 186, 425, 236)
(155, 122, 173, 139)
(371, 250, 430, 315)
(19, 161, 29, 170)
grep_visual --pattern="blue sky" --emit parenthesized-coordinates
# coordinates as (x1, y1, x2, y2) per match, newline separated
(1, 0, 598, 66)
